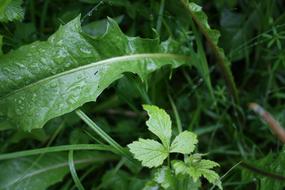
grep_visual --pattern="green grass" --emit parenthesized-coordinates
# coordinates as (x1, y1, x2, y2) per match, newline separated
(0, 0, 285, 189)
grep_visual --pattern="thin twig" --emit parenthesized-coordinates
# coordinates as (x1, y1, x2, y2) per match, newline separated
(249, 103, 285, 144)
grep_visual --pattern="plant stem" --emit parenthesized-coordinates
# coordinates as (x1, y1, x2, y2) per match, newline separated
(156, 0, 165, 33)
(68, 150, 86, 190)
(240, 162, 285, 181)
(168, 94, 182, 133)
(181, 1, 239, 103)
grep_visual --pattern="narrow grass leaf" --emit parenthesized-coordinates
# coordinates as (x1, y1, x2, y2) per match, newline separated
(68, 150, 85, 190)
(75, 109, 138, 166)
(0, 144, 115, 161)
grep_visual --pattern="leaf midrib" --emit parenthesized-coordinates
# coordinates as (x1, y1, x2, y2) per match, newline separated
(1, 53, 189, 100)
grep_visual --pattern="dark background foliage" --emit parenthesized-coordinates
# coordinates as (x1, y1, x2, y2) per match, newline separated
(1, 0, 285, 189)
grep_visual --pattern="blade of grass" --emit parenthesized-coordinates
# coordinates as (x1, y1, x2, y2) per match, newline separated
(81, 1, 104, 23)
(180, 1, 239, 103)
(68, 150, 85, 190)
(156, 0, 165, 33)
(39, 0, 50, 34)
(168, 94, 182, 133)
(190, 17, 215, 100)
(75, 109, 138, 165)
(0, 144, 115, 160)
(70, 164, 99, 190)
(210, 161, 242, 190)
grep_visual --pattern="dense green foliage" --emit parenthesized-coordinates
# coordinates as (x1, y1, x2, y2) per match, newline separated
(0, 0, 285, 189)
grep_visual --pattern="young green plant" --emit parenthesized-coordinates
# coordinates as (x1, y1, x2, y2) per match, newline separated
(128, 105, 222, 189)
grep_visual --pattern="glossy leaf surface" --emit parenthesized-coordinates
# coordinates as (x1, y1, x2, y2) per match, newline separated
(0, 16, 190, 131)
(0, 0, 24, 22)
(143, 105, 172, 148)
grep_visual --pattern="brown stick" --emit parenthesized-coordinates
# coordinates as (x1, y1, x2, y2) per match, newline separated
(249, 103, 285, 144)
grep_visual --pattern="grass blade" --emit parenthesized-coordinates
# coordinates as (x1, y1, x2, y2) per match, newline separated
(68, 150, 85, 190)
(75, 109, 138, 166)
(0, 144, 115, 160)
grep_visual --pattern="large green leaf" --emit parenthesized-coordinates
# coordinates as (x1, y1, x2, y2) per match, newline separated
(0, 151, 116, 190)
(0, 0, 24, 22)
(0, 16, 190, 131)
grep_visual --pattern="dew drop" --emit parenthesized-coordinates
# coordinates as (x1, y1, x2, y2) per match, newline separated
(57, 49, 68, 58)
(49, 36, 55, 43)
(67, 96, 77, 104)
(80, 47, 92, 54)
(15, 108, 21, 115)
(57, 40, 63, 46)
(58, 103, 65, 109)
(147, 62, 157, 71)
(64, 62, 72, 68)
(50, 82, 58, 88)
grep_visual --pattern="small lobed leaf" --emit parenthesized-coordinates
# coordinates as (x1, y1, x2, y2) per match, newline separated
(170, 131, 197, 154)
(189, 158, 221, 189)
(153, 166, 175, 189)
(172, 156, 222, 189)
(188, 3, 220, 44)
(0, 0, 24, 22)
(172, 160, 188, 175)
(172, 160, 202, 182)
(197, 159, 220, 170)
(127, 138, 168, 168)
(143, 105, 172, 148)
(200, 169, 222, 190)
(143, 181, 160, 190)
